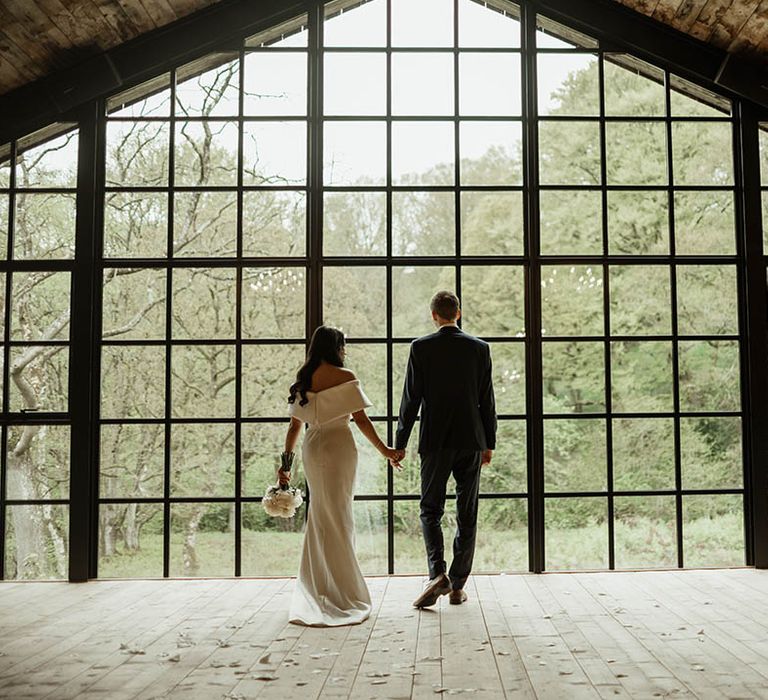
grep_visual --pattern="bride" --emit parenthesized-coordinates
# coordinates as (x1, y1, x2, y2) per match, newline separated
(280, 325, 403, 627)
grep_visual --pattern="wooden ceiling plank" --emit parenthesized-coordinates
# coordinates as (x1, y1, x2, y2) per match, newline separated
(0, 36, 40, 86)
(111, 0, 157, 32)
(0, 6, 60, 70)
(135, 0, 178, 26)
(89, 0, 142, 37)
(4, 0, 72, 56)
(728, 0, 768, 54)
(688, 0, 736, 42)
(652, 0, 686, 25)
(711, 0, 762, 52)
(672, 0, 711, 32)
(32, 0, 83, 42)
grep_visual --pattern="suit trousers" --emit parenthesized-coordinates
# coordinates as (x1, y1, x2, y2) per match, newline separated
(419, 449, 482, 590)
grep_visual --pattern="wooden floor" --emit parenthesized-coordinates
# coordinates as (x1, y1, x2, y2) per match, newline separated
(2, 571, 768, 699)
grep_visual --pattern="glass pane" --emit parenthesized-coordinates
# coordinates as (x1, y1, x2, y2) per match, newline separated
(461, 265, 525, 337)
(324, 121, 386, 186)
(393, 122, 454, 185)
(545, 498, 608, 570)
(10, 346, 68, 412)
(175, 121, 238, 187)
(607, 191, 669, 255)
(100, 423, 165, 498)
(357, 425, 389, 495)
(674, 191, 735, 255)
(346, 343, 387, 415)
(460, 121, 522, 185)
(170, 503, 234, 576)
(542, 341, 605, 414)
(392, 53, 454, 116)
(670, 75, 730, 117)
(680, 416, 742, 490)
(104, 191, 167, 258)
(536, 15, 598, 50)
(176, 55, 239, 117)
(13, 192, 76, 259)
(324, 52, 386, 115)
(481, 421, 526, 493)
(173, 191, 237, 257)
(540, 190, 602, 255)
(672, 122, 733, 185)
(676, 265, 738, 335)
(11, 271, 71, 341)
(537, 54, 599, 116)
(609, 265, 671, 335)
(392, 342, 412, 417)
(102, 268, 166, 340)
(391, 0, 453, 47)
(391, 417, 422, 496)
(354, 501, 388, 574)
(683, 495, 744, 567)
(541, 265, 603, 337)
(459, 0, 520, 48)
(459, 54, 520, 116)
(611, 341, 673, 413)
(0, 144, 9, 188)
(171, 345, 235, 418)
(242, 344, 306, 417)
(243, 122, 307, 186)
(324, 266, 386, 338)
(242, 422, 290, 496)
(0, 194, 8, 259)
(394, 501, 426, 574)
(325, 0, 387, 47)
(544, 418, 606, 492)
(108, 74, 171, 117)
(614, 496, 677, 568)
(475, 499, 528, 572)
(16, 128, 78, 188)
(392, 265, 456, 337)
(5, 504, 69, 580)
(603, 55, 665, 117)
(243, 191, 306, 257)
(678, 340, 740, 412)
(461, 191, 523, 256)
(172, 268, 236, 339)
(243, 52, 307, 115)
(99, 503, 163, 578)
(612, 418, 675, 491)
(101, 346, 165, 419)
(6, 425, 70, 500)
(106, 122, 169, 187)
(492, 342, 526, 415)
(170, 423, 235, 497)
(242, 267, 305, 339)
(324, 191, 386, 256)
(242, 502, 305, 576)
(539, 121, 600, 185)
(605, 122, 667, 185)
(392, 191, 455, 256)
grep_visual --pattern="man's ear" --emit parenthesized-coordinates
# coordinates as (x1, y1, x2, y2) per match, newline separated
(455, 309, 462, 321)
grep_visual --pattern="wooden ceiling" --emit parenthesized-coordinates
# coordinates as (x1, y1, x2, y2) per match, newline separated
(0, 0, 224, 96)
(0, 0, 766, 97)
(611, 0, 768, 65)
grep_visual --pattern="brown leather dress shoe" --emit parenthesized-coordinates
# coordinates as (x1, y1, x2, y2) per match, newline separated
(449, 589, 468, 605)
(413, 573, 451, 608)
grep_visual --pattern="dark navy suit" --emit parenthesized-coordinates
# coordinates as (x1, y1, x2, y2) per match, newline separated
(395, 324, 497, 589)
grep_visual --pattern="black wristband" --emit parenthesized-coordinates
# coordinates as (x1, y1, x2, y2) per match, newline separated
(280, 451, 295, 471)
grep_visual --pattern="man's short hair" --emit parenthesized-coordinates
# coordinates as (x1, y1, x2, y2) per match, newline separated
(430, 290, 460, 321)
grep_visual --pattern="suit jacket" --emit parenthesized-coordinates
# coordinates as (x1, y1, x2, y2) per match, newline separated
(395, 325, 497, 453)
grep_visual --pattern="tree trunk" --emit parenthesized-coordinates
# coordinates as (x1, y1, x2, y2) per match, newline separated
(183, 507, 205, 576)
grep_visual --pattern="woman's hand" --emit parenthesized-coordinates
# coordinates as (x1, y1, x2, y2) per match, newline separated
(382, 447, 405, 471)
(277, 468, 292, 486)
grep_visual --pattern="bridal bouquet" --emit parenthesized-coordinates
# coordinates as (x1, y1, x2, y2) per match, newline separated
(262, 451, 303, 519)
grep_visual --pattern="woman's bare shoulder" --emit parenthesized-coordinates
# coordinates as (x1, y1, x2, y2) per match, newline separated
(310, 365, 357, 392)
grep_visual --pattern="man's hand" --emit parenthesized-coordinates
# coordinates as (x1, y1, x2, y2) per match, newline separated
(384, 447, 405, 471)
(481, 449, 493, 467)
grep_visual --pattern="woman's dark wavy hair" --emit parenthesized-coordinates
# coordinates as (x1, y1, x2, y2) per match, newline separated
(288, 325, 346, 406)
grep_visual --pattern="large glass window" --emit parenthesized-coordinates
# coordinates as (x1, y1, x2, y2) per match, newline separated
(1, 0, 752, 580)
(0, 125, 78, 580)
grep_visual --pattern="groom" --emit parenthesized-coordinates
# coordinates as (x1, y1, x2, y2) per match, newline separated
(395, 291, 496, 607)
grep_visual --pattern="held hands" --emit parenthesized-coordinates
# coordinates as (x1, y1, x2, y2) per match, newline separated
(382, 446, 405, 471)
(481, 449, 493, 467)
(277, 468, 291, 486)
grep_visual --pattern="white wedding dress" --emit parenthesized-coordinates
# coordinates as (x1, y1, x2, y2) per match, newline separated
(287, 379, 373, 627)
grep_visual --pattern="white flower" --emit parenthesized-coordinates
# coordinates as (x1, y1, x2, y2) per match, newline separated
(262, 484, 304, 518)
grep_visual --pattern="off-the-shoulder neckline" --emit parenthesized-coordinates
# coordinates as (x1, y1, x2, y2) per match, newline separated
(305, 378, 359, 395)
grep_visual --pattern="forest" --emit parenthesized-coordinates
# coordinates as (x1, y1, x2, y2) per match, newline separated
(1, 7, 754, 580)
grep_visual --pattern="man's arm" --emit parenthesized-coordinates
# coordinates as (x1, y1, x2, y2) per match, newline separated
(479, 343, 497, 452)
(395, 343, 423, 450)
